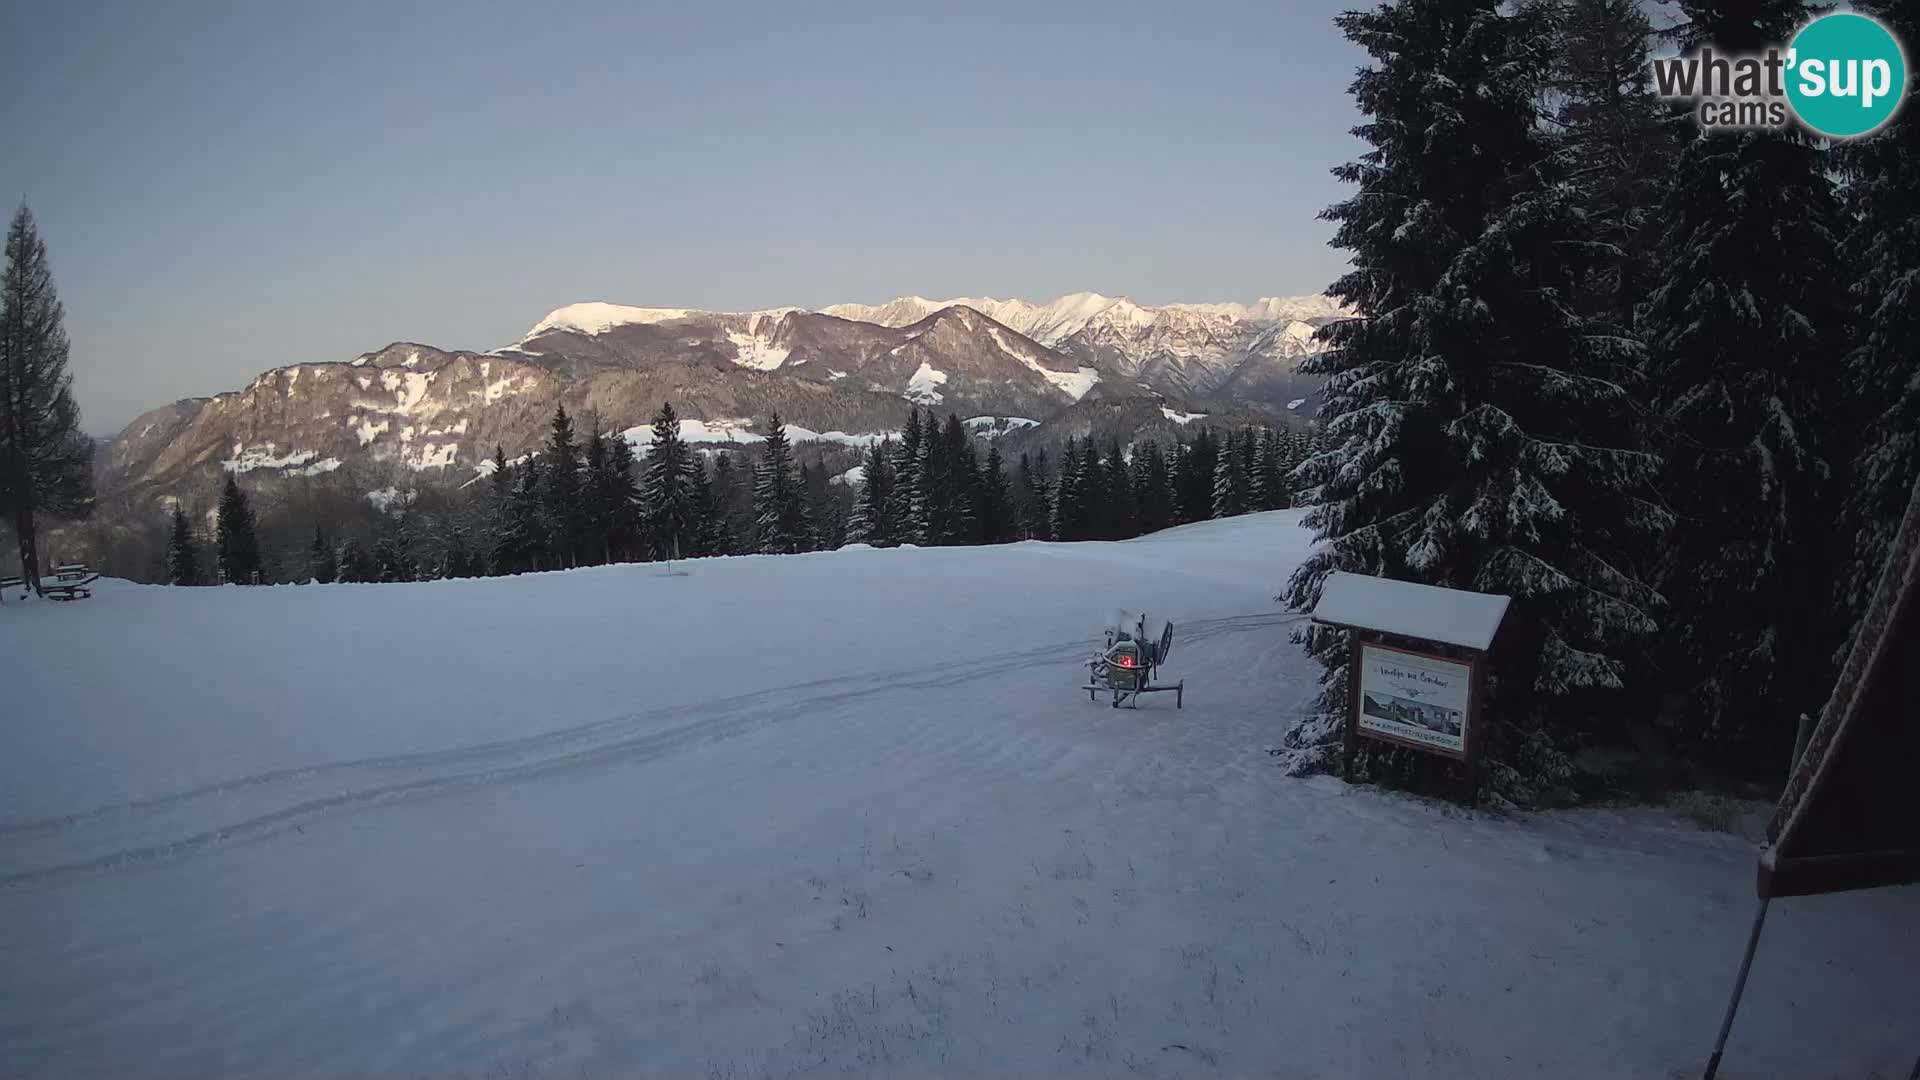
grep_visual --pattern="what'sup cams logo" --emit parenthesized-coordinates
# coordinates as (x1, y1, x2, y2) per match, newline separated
(1652, 11, 1909, 138)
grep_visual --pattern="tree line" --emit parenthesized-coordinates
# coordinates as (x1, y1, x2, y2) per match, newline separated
(1283, 0, 1920, 803)
(176, 400, 1316, 587)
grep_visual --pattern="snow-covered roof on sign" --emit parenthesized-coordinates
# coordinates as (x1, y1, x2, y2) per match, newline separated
(1310, 571, 1510, 651)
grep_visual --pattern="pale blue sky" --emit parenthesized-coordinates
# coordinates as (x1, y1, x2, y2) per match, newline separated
(1, 0, 1364, 433)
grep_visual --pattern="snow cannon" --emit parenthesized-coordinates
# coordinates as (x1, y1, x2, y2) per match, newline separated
(1084, 610, 1182, 709)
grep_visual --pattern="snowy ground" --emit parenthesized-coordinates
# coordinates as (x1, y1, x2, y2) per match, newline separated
(2, 511, 1914, 1079)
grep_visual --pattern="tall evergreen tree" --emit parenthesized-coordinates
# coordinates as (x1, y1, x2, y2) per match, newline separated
(890, 408, 929, 545)
(1212, 429, 1251, 519)
(604, 433, 641, 562)
(335, 537, 377, 583)
(1012, 450, 1044, 540)
(508, 453, 547, 572)
(1133, 439, 1174, 535)
(166, 505, 198, 585)
(801, 461, 834, 552)
(973, 445, 1015, 544)
(0, 205, 92, 592)
(1104, 438, 1135, 539)
(687, 458, 717, 558)
(215, 474, 261, 583)
(1549, 0, 1683, 322)
(308, 523, 337, 583)
(850, 437, 897, 546)
(1639, 0, 1852, 767)
(707, 451, 748, 556)
(752, 413, 807, 554)
(640, 401, 697, 562)
(1051, 436, 1084, 541)
(1077, 439, 1105, 539)
(1833, 0, 1920, 657)
(1283, 0, 1666, 801)
(539, 405, 582, 567)
(1174, 428, 1219, 524)
(486, 445, 517, 574)
(580, 420, 613, 565)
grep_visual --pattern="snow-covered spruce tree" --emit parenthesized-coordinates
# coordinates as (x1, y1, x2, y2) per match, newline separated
(166, 505, 198, 585)
(485, 445, 515, 574)
(1133, 440, 1174, 535)
(973, 445, 1015, 544)
(1212, 428, 1250, 519)
(539, 405, 582, 568)
(1640, 0, 1852, 772)
(1282, 0, 1665, 804)
(640, 401, 697, 562)
(1, 204, 93, 592)
(1051, 436, 1083, 541)
(686, 460, 716, 558)
(850, 437, 896, 546)
(1025, 448, 1054, 539)
(1548, 0, 1684, 325)
(215, 474, 261, 584)
(889, 408, 928, 545)
(752, 413, 808, 554)
(1253, 427, 1288, 511)
(308, 523, 336, 583)
(1832, 0, 1920, 661)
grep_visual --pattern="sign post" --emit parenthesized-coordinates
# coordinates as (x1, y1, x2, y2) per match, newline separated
(1310, 572, 1510, 807)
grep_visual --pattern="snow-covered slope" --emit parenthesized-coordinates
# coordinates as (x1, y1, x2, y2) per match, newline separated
(2, 512, 1912, 1079)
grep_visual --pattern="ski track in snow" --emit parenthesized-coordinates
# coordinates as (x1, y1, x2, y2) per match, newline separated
(0, 612, 1302, 887)
(2, 512, 1915, 1080)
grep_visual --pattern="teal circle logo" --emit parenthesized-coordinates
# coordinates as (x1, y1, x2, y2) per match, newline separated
(1786, 12, 1908, 138)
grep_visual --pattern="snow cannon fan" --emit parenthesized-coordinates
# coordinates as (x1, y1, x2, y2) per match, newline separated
(1083, 610, 1183, 709)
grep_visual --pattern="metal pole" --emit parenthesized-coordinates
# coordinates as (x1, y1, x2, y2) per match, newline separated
(1703, 896, 1772, 1080)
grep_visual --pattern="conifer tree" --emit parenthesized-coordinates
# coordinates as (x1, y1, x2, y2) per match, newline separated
(539, 405, 582, 567)
(215, 474, 261, 583)
(486, 445, 516, 574)
(1012, 450, 1043, 540)
(335, 537, 377, 583)
(973, 445, 1014, 544)
(752, 413, 807, 554)
(1640, 0, 1852, 766)
(687, 458, 716, 558)
(1833, 0, 1920, 655)
(1104, 438, 1134, 539)
(850, 437, 897, 546)
(707, 451, 748, 556)
(308, 523, 336, 584)
(1174, 428, 1219, 523)
(1283, 0, 1666, 800)
(508, 453, 547, 571)
(1133, 439, 1174, 535)
(1077, 439, 1105, 539)
(945, 413, 979, 545)
(581, 420, 612, 565)
(604, 432, 641, 562)
(1548, 0, 1680, 324)
(1051, 436, 1084, 541)
(1212, 429, 1250, 519)
(640, 401, 697, 562)
(801, 461, 834, 552)
(1, 205, 93, 592)
(890, 408, 928, 544)
(166, 505, 198, 585)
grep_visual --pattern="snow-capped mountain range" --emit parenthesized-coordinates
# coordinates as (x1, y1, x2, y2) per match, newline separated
(95, 292, 1345, 518)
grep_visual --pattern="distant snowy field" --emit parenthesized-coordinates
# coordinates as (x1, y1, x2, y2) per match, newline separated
(2, 512, 1913, 1078)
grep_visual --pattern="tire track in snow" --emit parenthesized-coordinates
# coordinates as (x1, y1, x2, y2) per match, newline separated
(0, 612, 1305, 888)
